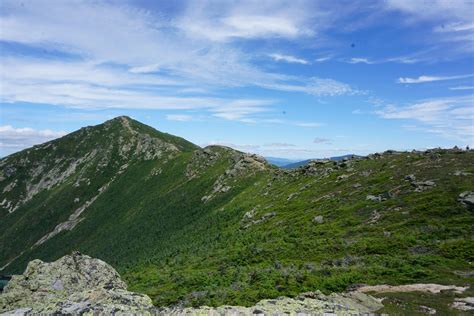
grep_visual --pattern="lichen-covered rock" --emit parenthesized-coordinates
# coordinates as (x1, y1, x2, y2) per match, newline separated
(158, 290, 384, 315)
(0, 252, 155, 315)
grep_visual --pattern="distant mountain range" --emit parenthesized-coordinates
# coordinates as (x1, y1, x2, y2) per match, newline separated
(280, 154, 363, 169)
(1, 116, 473, 310)
(264, 157, 300, 167)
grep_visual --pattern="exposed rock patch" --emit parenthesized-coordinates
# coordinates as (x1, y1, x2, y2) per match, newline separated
(0, 252, 155, 315)
(458, 191, 474, 210)
(313, 215, 324, 224)
(202, 151, 267, 202)
(452, 297, 474, 311)
(404, 175, 436, 192)
(186, 147, 221, 179)
(159, 290, 384, 315)
(34, 180, 114, 246)
(354, 283, 468, 294)
(241, 209, 277, 229)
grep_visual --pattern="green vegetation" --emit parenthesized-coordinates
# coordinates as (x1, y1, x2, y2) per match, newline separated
(0, 117, 473, 314)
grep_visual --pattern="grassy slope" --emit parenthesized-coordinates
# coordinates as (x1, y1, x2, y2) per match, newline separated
(124, 150, 473, 308)
(0, 119, 473, 313)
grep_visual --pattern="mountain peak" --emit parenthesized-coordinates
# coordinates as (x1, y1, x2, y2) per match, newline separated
(106, 115, 132, 124)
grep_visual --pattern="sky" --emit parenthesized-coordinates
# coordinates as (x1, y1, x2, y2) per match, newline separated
(0, 0, 473, 159)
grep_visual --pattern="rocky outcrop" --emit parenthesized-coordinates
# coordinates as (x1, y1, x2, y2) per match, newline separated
(0, 253, 386, 315)
(458, 191, 474, 210)
(202, 151, 268, 202)
(0, 252, 155, 315)
(404, 174, 436, 192)
(186, 147, 221, 179)
(159, 291, 384, 315)
(452, 297, 474, 311)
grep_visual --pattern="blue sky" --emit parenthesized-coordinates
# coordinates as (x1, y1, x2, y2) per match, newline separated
(0, 0, 473, 159)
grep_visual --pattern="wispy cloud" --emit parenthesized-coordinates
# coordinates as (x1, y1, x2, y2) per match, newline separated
(450, 86, 474, 91)
(343, 54, 425, 65)
(314, 55, 333, 63)
(211, 99, 273, 121)
(348, 58, 374, 64)
(166, 114, 194, 122)
(434, 22, 474, 33)
(313, 137, 332, 144)
(384, 0, 474, 55)
(262, 78, 361, 96)
(375, 95, 474, 143)
(294, 122, 324, 128)
(397, 74, 474, 84)
(0, 0, 358, 124)
(0, 125, 66, 156)
(269, 53, 309, 65)
(384, 0, 473, 23)
(176, 1, 317, 42)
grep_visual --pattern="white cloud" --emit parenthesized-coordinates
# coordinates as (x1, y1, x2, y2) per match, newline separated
(166, 114, 194, 122)
(376, 95, 474, 143)
(397, 74, 474, 84)
(385, 0, 474, 21)
(384, 0, 474, 55)
(176, 1, 317, 42)
(294, 122, 324, 128)
(262, 77, 360, 96)
(269, 53, 309, 65)
(435, 22, 474, 33)
(315, 55, 333, 62)
(450, 86, 474, 90)
(0, 125, 66, 156)
(313, 137, 332, 144)
(129, 64, 161, 74)
(348, 58, 374, 64)
(0, 0, 358, 124)
(1, 58, 182, 88)
(211, 99, 273, 121)
(185, 15, 301, 41)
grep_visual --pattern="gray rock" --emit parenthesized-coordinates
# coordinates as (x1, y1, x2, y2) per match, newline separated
(287, 192, 299, 201)
(454, 170, 472, 176)
(458, 191, 474, 210)
(313, 215, 324, 224)
(419, 305, 436, 314)
(452, 297, 474, 311)
(159, 290, 384, 315)
(0, 252, 155, 314)
(412, 180, 436, 192)
(366, 195, 381, 202)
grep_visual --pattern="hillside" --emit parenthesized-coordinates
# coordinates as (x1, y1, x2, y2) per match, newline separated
(1, 117, 473, 313)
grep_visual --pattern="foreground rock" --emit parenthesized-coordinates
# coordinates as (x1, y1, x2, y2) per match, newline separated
(0, 252, 155, 315)
(0, 253, 386, 315)
(159, 291, 384, 315)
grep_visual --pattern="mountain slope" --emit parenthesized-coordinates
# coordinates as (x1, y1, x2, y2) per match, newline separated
(1, 118, 473, 310)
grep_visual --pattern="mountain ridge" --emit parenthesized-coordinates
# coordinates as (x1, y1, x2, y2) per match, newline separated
(1, 117, 473, 312)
